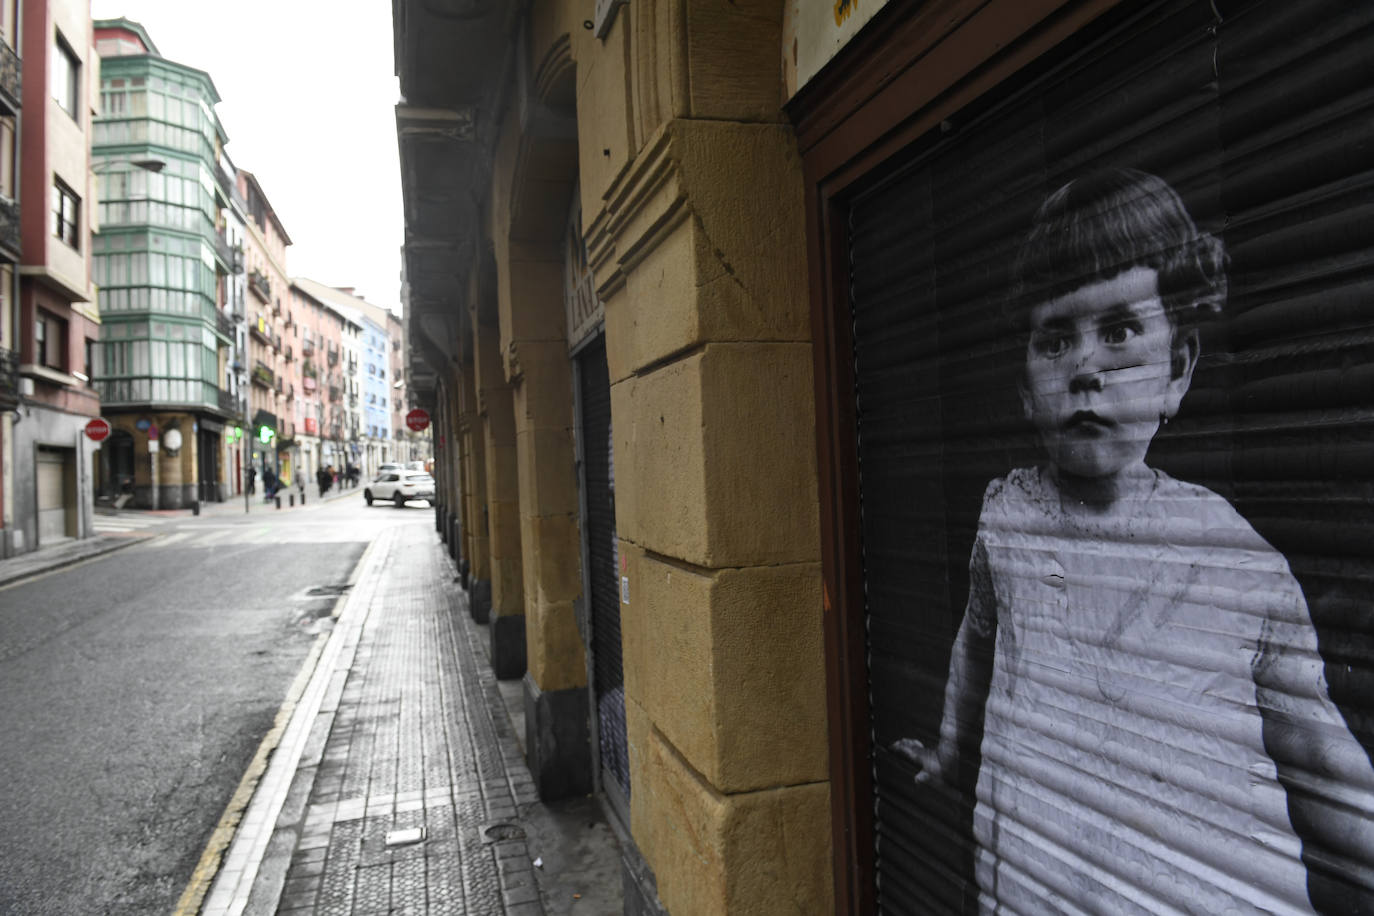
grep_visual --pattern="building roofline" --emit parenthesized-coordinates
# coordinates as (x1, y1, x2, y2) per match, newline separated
(238, 170, 294, 246)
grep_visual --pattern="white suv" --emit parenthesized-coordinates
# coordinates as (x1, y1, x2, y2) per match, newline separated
(364, 471, 435, 507)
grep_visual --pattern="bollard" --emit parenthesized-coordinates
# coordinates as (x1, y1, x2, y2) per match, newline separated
(192, 500, 200, 516)
(290, 493, 295, 507)
(275, 495, 281, 509)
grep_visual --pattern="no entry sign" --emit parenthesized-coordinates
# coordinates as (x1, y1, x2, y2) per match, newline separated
(84, 418, 111, 442)
(405, 408, 431, 432)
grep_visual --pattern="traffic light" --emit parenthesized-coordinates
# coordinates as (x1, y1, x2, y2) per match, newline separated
(257, 424, 275, 444)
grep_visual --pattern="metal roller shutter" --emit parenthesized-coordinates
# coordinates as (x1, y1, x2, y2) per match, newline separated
(578, 335, 630, 797)
(847, 1, 1374, 911)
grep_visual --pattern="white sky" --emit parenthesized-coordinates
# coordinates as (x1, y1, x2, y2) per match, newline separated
(89, 0, 405, 316)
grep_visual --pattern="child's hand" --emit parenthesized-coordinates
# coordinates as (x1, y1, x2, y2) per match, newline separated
(891, 737, 945, 785)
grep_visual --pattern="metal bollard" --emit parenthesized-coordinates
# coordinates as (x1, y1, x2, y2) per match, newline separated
(289, 493, 295, 506)
(275, 495, 281, 509)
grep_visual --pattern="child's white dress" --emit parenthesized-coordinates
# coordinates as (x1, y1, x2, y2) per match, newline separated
(964, 466, 1343, 915)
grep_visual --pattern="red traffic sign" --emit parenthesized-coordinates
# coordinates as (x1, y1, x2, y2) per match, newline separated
(84, 418, 111, 442)
(405, 408, 431, 432)
(148, 424, 159, 440)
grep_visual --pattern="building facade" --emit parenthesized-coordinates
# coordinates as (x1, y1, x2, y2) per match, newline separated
(396, 1, 1374, 913)
(7, 0, 100, 556)
(90, 18, 237, 509)
(0, 0, 20, 555)
(237, 168, 291, 491)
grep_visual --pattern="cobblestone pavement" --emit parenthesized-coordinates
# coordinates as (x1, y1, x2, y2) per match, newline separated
(198, 520, 558, 915)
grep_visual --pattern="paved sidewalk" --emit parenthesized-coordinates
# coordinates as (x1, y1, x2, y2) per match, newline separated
(191, 518, 622, 915)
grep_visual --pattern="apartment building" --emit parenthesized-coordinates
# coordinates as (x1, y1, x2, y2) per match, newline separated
(89, 18, 237, 509)
(5, 0, 99, 555)
(237, 168, 291, 489)
(0, 0, 24, 555)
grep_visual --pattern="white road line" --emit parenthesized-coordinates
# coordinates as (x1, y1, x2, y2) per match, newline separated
(157, 532, 191, 547)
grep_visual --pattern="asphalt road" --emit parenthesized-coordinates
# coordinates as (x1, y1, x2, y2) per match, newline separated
(0, 494, 415, 915)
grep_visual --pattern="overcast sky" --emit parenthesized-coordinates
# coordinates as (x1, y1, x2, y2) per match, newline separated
(89, 0, 405, 315)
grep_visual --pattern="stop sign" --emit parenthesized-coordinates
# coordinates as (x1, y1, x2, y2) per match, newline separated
(84, 418, 111, 442)
(405, 408, 431, 432)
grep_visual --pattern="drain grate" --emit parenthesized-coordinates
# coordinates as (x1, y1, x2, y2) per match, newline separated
(480, 822, 525, 843)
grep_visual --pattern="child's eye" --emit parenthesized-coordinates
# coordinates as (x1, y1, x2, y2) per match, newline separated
(1032, 334, 1069, 358)
(1102, 322, 1140, 345)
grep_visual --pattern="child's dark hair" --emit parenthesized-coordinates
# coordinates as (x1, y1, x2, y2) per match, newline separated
(1008, 168, 1227, 339)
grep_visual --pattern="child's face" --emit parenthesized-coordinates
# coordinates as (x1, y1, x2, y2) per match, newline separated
(1019, 265, 1197, 484)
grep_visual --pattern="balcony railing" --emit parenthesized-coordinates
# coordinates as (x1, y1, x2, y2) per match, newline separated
(249, 317, 272, 344)
(327, 348, 339, 366)
(348, 394, 359, 407)
(213, 231, 233, 275)
(0, 346, 18, 410)
(0, 195, 19, 262)
(301, 339, 315, 356)
(217, 387, 238, 415)
(329, 386, 341, 402)
(284, 345, 293, 362)
(0, 39, 19, 116)
(216, 308, 235, 340)
(248, 268, 271, 302)
(345, 360, 357, 376)
(302, 375, 317, 392)
(251, 362, 274, 388)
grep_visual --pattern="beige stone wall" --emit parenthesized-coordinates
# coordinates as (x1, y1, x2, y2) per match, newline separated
(459, 358, 489, 582)
(577, 5, 831, 913)
(492, 94, 588, 692)
(475, 315, 524, 617)
(454, 2, 834, 910)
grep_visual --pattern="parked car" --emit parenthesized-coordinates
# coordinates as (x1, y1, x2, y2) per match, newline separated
(365, 471, 435, 507)
(373, 463, 402, 480)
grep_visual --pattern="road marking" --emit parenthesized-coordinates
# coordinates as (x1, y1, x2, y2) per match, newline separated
(157, 532, 191, 547)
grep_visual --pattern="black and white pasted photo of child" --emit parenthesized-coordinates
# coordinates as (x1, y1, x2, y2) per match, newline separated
(892, 169, 1374, 913)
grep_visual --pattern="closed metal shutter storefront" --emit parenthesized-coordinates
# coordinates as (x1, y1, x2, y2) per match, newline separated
(36, 447, 70, 544)
(846, 1, 1374, 912)
(579, 336, 630, 797)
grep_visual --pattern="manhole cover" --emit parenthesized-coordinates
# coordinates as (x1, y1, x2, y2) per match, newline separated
(481, 822, 525, 843)
(305, 584, 353, 597)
